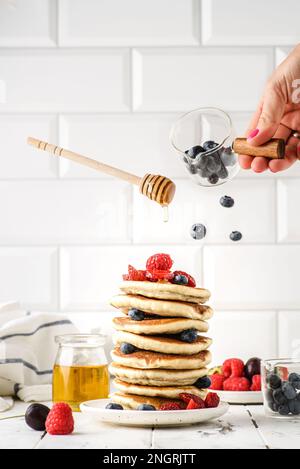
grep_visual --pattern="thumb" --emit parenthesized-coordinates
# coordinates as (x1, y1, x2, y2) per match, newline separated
(247, 84, 286, 146)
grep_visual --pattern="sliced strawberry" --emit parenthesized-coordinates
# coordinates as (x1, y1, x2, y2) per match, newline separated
(179, 393, 205, 407)
(186, 398, 205, 410)
(123, 265, 147, 281)
(160, 402, 182, 411)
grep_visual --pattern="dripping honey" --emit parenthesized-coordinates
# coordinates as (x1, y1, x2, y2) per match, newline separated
(52, 364, 109, 412)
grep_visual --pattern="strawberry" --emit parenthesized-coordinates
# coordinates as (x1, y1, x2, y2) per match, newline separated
(146, 253, 173, 271)
(160, 402, 182, 411)
(209, 373, 225, 390)
(145, 269, 173, 282)
(45, 402, 74, 435)
(171, 270, 196, 288)
(123, 265, 147, 281)
(223, 377, 250, 392)
(222, 358, 244, 378)
(251, 374, 261, 391)
(186, 398, 205, 410)
(179, 393, 205, 408)
(205, 392, 220, 408)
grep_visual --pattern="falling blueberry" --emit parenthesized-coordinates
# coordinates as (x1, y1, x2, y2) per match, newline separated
(185, 146, 205, 159)
(230, 231, 242, 242)
(220, 195, 234, 208)
(190, 223, 206, 240)
(208, 174, 219, 185)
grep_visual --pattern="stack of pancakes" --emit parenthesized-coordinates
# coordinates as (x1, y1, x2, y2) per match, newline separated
(109, 280, 213, 410)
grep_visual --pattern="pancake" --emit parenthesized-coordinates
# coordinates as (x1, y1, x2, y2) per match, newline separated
(109, 363, 208, 386)
(110, 392, 183, 410)
(111, 347, 212, 370)
(120, 281, 210, 304)
(113, 381, 207, 400)
(114, 330, 212, 355)
(112, 316, 209, 335)
(110, 294, 213, 320)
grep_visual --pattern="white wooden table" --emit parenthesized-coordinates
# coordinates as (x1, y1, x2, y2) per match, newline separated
(0, 401, 299, 449)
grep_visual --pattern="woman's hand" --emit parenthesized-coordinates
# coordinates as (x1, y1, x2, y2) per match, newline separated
(239, 44, 300, 173)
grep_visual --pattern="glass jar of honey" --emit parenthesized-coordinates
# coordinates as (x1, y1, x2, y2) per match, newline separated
(52, 334, 109, 412)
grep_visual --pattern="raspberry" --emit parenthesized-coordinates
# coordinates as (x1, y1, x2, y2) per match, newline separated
(251, 374, 261, 391)
(45, 402, 74, 435)
(179, 393, 205, 408)
(186, 398, 205, 410)
(171, 270, 196, 288)
(146, 253, 173, 271)
(145, 269, 173, 282)
(160, 402, 182, 411)
(123, 265, 147, 281)
(223, 377, 250, 392)
(205, 392, 220, 408)
(209, 373, 225, 390)
(222, 358, 244, 378)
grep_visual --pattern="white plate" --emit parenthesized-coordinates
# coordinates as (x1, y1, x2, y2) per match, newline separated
(80, 399, 229, 427)
(216, 391, 263, 404)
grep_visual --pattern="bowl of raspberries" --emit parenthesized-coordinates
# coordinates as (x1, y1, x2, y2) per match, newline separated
(262, 358, 300, 418)
(208, 357, 263, 404)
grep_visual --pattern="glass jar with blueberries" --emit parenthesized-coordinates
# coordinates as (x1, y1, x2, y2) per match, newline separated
(170, 107, 240, 187)
(262, 359, 300, 419)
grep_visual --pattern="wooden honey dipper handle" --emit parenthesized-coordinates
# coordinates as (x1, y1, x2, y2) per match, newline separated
(27, 137, 141, 186)
(233, 137, 285, 159)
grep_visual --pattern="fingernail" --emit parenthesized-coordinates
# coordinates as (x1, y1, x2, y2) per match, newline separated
(247, 128, 259, 140)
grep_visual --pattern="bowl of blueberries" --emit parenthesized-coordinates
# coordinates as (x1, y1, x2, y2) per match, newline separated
(170, 107, 240, 187)
(262, 358, 300, 419)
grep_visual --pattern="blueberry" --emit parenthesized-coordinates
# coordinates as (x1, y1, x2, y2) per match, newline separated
(220, 195, 234, 208)
(105, 403, 123, 410)
(120, 342, 137, 355)
(196, 154, 208, 170)
(282, 382, 297, 400)
(208, 174, 219, 185)
(194, 376, 211, 389)
(273, 389, 287, 405)
(288, 399, 300, 415)
(179, 329, 198, 343)
(278, 404, 290, 415)
(172, 274, 188, 285)
(288, 372, 300, 390)
(218, 164, 229, 180)
(203, 140, 218, 151)
(185, 145, 205, 159)
(269, 401, 279, 412)
(137, 404, 156, 411)
(128, 308, 145, 321)
(268, 374, 282, 390)
(221, 147, 236, 167)
(190, 223, 206, 240)
(230, 231, 242, 242)
(187, 164, 198, 175)
(206, 153, 222, 173)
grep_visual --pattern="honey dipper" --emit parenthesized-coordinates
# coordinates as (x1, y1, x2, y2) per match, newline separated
(27, 137, 176, 206)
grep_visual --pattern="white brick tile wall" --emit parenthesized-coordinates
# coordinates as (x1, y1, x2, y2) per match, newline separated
(209, 311, 277, 364)
(0, 0, 56, 47)
(204, 246, 300, 310)
(201, 0, 300, 46)
(59, 114, 183, 178)
(0, 50, 130, 112)
(0, 247, 58, 310)
(0, 114, 57, 178)
(0, 181, 131, 244)
(0, 1, 299, 359)
(60, 246, 202, 310)
(59, 0, 199, 46)
(132, 47, 273, 111)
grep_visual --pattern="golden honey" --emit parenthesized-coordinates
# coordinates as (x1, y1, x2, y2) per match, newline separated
(52, 364, 109, 412)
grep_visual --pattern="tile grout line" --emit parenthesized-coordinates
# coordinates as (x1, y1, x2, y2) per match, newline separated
(246, 408, 270, 449)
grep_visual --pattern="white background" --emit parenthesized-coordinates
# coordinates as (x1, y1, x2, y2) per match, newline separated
(0, 0, 300, 364)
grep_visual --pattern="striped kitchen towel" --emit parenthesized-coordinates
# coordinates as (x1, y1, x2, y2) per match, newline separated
(0, 303, 77, 407)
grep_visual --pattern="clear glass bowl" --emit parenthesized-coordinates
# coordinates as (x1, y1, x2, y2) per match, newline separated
(262, 358, 300, 419)
(170, 107, 240, 187)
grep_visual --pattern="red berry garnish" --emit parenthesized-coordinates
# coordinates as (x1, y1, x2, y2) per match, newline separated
(209, 373, 226, 390)
(171, 270, 196, 288)
(146, 269, 173, 282)
(205, 392, 220, 408)
(223, 377, 250, 392)
(45, 402, 74, 435)
(250, 374, 261, 391)
(179, 393, 205, 407)
(160, 402, 182, 411)
(186, 398, 205, 410)
(222, 358, 244, 378)
(146, 253, 173, 271)
(123, 265, 147, 281)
